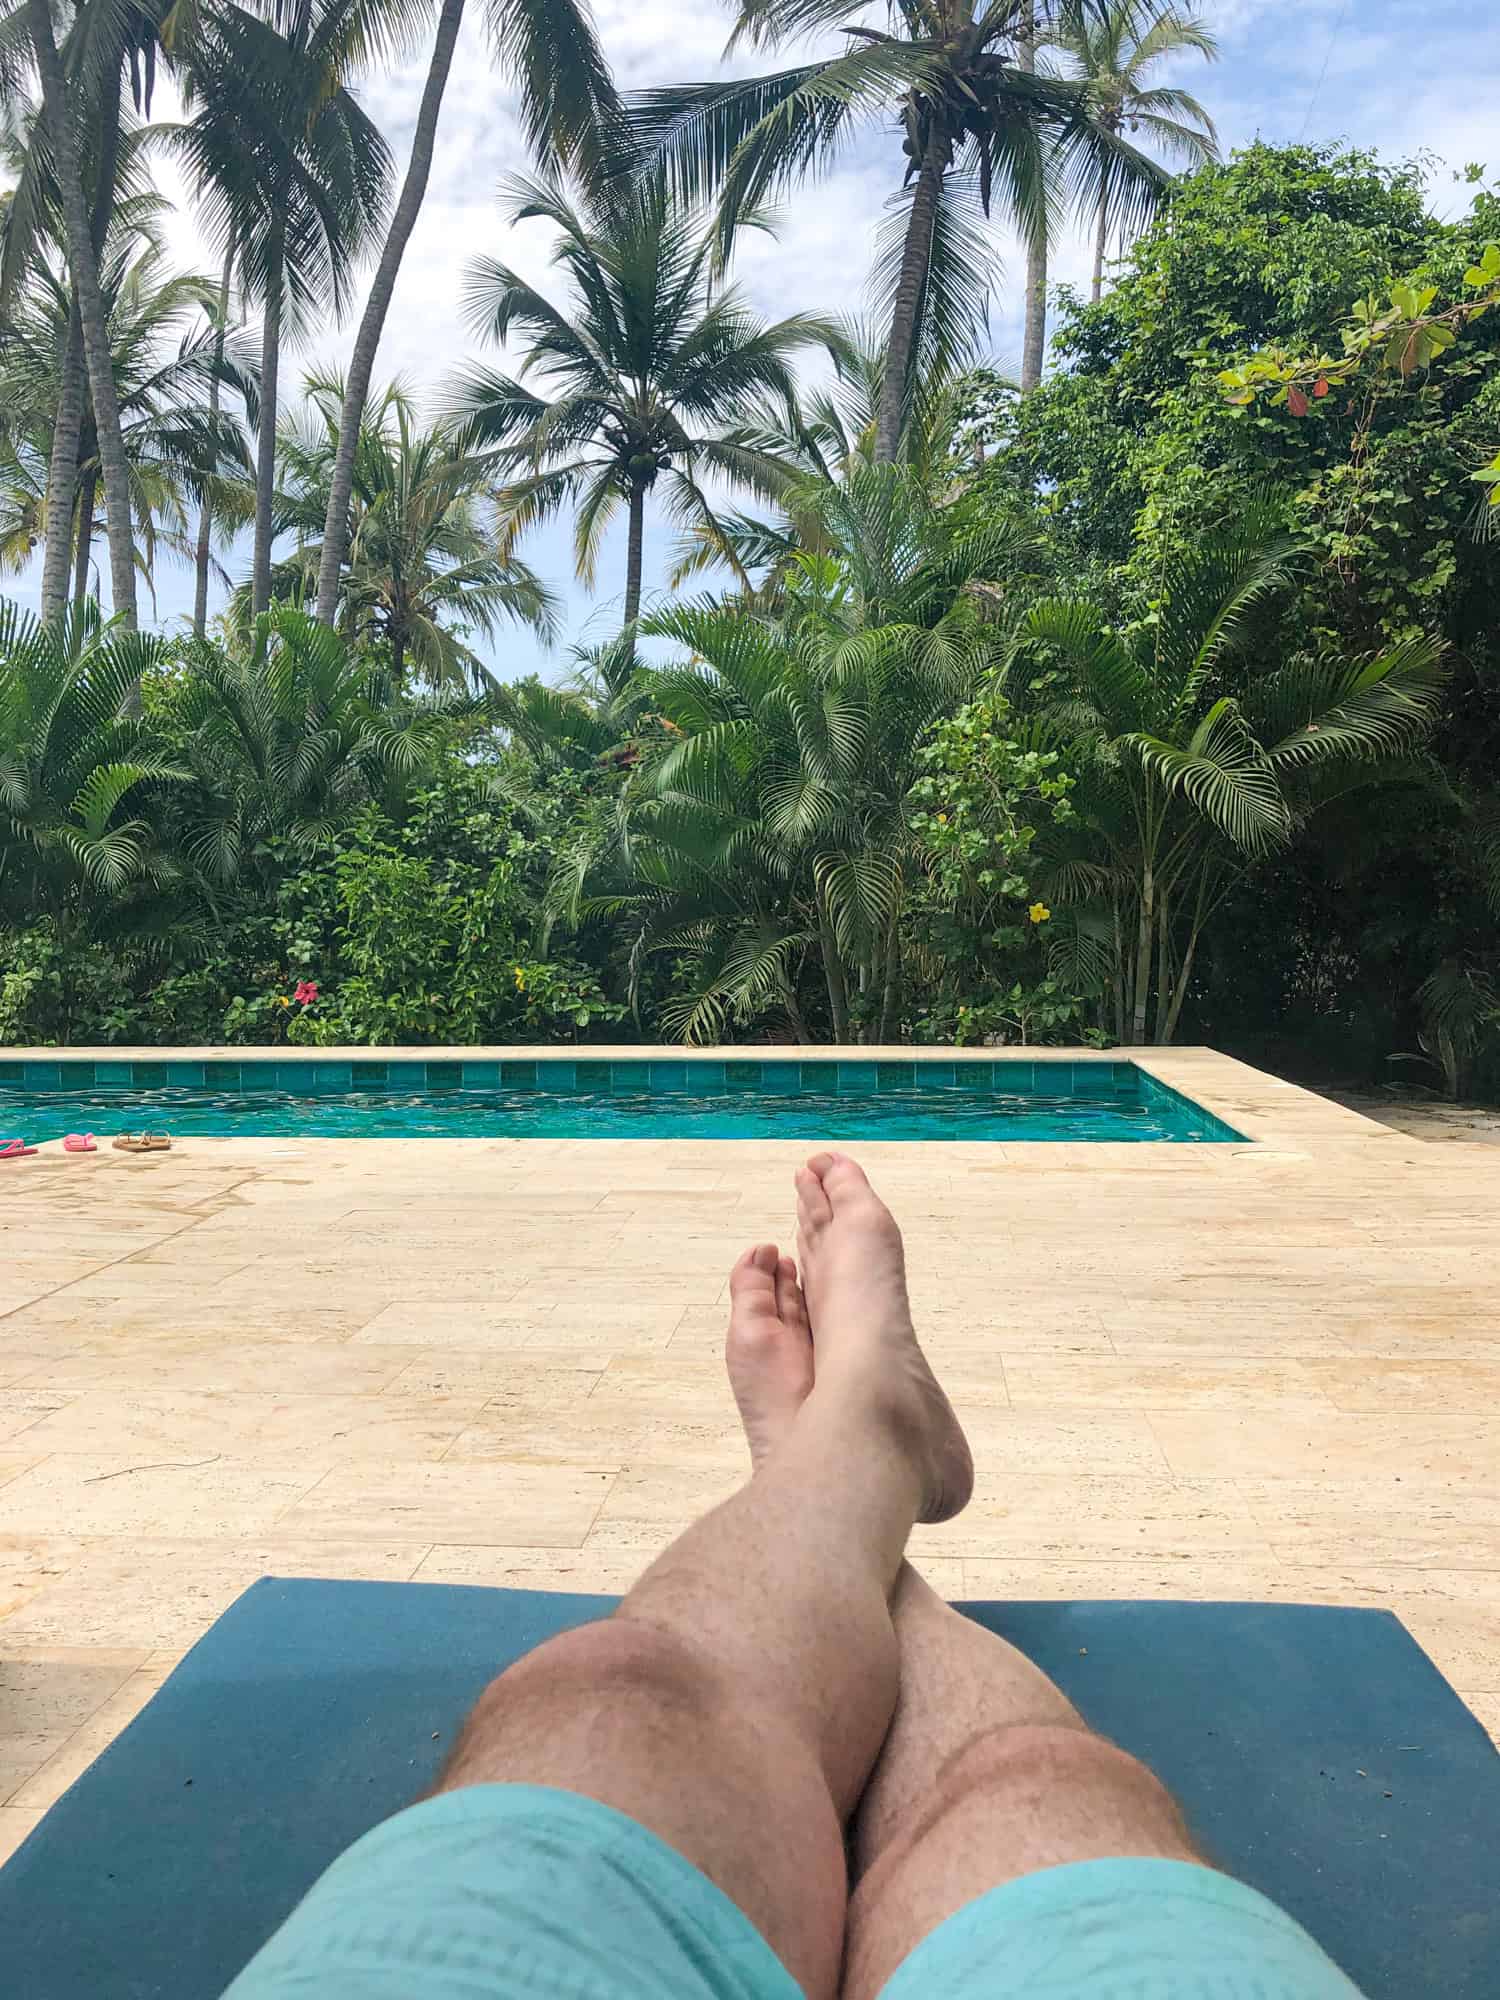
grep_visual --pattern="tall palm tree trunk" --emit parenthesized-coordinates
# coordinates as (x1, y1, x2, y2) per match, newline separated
(874, 124, 951, 464)
(193, 247, 235, 639)
(34, 59, 124, 624)
(314, 0, 466, 627)
(623, 479, 646, 628)
(251, 217, 286, 615)
(1092, 185, 1108, 303)
(71, 461, 96, 606)
(40, 308, 86, 620)
(1018, 7, 1047, 393)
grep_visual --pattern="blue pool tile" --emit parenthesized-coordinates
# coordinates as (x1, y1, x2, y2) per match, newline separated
(877, 1061, 914, 1092)
(572, 1060, 612, 1093)
(314, 1063, 353, 1090)
(387, 1062, 429, 1090)
(800, 1061, 838, 1092)
(350, 1063, 388, 1090)
(22, 1063, 63, 1090)
(1071, 1062, 1122, 1098)
(537, 1061, 576, 1092)
(0, 1061, 24, 1084)
(202, 1062, 242, 1091)
(757, 1062, 801, 1094)
(836, 1061, 879, 1094)
(649, 1061, 690, 1092)
(426, 1062, 462, 1092)
(93, 1061, 133, 1088)
(1031, 1060, 1074, 1095)
(723, 1062, 759, 1092)
(166, 1062, 205, 1088)
(690, 1062, 725, 1092)
(990, 1060, 1034, 1094)
(462, 1062, 500, 1089)
(129, 1062, 169, 1090)
(953, 1061, 993, 1092)
(61, 1061, 97, 1088)
(272, 1064, 314, 1093)
(920, 1061, 957, 1089)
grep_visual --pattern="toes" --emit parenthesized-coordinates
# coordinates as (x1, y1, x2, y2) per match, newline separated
(795, 1163, 832, 1233)
(774, 1255, 810, 1335)
(813, 1151, 875, 1210)
(729, 1244, 781, 1315)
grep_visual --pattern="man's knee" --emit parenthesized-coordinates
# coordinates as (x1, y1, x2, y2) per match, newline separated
(903, 1720, 1197, 1865)
(455, 1615, 725, 1755)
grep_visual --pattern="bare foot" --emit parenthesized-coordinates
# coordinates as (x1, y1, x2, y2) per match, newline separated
(725, 1244, 815, 1471)
(795, 1152, 973, 1525)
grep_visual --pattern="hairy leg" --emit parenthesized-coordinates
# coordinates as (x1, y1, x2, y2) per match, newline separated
(721, 1261, 1204, 2000)
(435, 1154, 972, 2000)
(843, 1569, 1202, 1997)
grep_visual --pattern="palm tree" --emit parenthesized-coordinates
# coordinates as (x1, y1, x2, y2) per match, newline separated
(22, 0, 141, 624)
(1009, 515, 1446, 1042)
(0, 201, 253, 616)
(663, 330, 986, 599)
(0, 213, 253, 610)
(1047, 0, 1218, 304)
(249, 375, 556, 686)
(448, 172, 848, 632)
(310, 0, 624, 629)
(169, 603, 452, 885)
(632, 0, 1166, 463)
(0, 596, 178, 924)
(1017, 1, 1048, 391)
(542, 465, 1034, 1041)
(176, 0, 393, 615)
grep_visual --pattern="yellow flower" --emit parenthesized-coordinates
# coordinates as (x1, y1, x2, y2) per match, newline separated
(935, 812, 948, 825)
(1028, 902, 1051, 925)
(277, 995, 291, 1007)
(513, 965, 527, 992)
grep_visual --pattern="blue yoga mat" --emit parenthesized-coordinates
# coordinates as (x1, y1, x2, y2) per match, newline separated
(1, 1580, 1495, 1998)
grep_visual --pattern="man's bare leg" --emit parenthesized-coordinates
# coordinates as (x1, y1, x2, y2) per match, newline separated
(725, 1252, 1204, 2000)
(434, 1153, 972, 2000)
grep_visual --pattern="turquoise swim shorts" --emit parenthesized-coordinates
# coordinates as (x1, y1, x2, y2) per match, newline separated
(223, 1782, 1366, 1998)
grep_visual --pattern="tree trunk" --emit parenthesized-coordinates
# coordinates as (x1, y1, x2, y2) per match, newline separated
(40, 307, 86, 621)
(1018, 6, 1047, 393)
(1130, 863, 1153, 1044)
(1161, 923, 1201, 1045)
(623, 478, 646, 629)
(314, 0, 466, 626)
(28, 0, 135, 628)
(1091, 191, 1108, 303)
(877, 917, 901, 1044)
(251, 216, 286, 615)
(816, 894, 850, 1043)
(193, 247, 234, 639)
(874, 122, 951, 464)
(71, 464, 96, 607)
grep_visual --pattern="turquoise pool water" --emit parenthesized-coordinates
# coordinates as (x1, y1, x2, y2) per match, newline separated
(0, 1057, 1241, 1143)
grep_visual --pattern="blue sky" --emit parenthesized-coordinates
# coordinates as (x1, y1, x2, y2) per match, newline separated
(22, 0, 1500, 674)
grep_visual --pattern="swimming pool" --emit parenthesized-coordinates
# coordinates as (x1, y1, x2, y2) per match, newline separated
(0, 1056, 1243, 1143)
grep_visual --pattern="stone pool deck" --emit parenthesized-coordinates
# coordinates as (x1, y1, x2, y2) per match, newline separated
(2, 1044, 1498, 1865)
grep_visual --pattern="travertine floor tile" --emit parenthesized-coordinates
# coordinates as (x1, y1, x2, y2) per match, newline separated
(275, 1462, 614, 1547)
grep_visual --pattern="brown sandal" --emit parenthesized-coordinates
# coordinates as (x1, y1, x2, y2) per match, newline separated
(112, 1132, 172, 1152)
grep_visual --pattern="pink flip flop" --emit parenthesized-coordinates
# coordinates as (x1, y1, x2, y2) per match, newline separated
(63, 1133, 98, 1153)
(0, 1139, 38, 1160)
